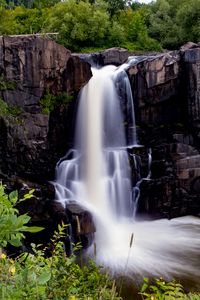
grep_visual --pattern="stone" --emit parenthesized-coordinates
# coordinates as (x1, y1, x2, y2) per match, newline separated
(100, 47, 129, 65)
(0, 35, 92, 181)
(183, 48, 200, 63)
(66, 203, 96, 235)
(180, 42, 198, 53)
(127, 51, 181, 126)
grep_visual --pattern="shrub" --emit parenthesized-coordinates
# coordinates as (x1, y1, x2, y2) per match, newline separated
(0, 183, 43, 248)
(140, 277, 200, 300)
(0, 98, 22, 117)
(0, 75, 16, 91)
(40, 91, 73, 115)
(0, 223, 121, 299)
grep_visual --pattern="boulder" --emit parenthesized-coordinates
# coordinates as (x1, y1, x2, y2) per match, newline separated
(79, 47, 129, 66)
(99, 47, 129, 66)
(66, 202, 96, 248)
(180, 42, 198, 53)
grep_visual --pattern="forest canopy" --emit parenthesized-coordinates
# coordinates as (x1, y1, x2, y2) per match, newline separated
(0, 0, 200, 52)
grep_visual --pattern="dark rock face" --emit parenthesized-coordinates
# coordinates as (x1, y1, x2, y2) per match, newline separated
(127, 52, 181, 126)
(79, 47, 129, 66)
(0, 36, 92, 252)
(126, 45, 200, 218)
(0, 36, 92, 181)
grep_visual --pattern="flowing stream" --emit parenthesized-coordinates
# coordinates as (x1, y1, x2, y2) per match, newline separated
(54, 64, 200, 288)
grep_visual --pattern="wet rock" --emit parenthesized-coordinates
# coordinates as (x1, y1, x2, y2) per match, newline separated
(99, 47, 129, 66)
(180, 42, 198, 52)
(79, 47, 129, 67)
(66, 202, 96, 248)
(127, 52, 181, 126)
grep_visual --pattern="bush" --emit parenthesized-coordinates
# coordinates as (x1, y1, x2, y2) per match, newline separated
(0, 98, 22, 117)
(0, 183, 42, 248)
(0, 223, 121, 299)
(40, 91, 73, 115)
(140, 277, 200, 300)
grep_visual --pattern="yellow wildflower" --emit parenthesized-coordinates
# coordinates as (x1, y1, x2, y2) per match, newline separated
(68, 296, 78, 300)
(0, 253, 6, 259)
(9, 266, 16, 275)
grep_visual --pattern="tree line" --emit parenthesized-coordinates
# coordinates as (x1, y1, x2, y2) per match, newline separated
(0, 0, 200, 52)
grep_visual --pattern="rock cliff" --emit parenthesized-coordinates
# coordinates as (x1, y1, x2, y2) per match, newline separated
(0, 35, 91, 181)
(125, 43, 200, 218)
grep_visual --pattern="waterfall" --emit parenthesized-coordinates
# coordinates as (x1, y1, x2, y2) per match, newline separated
(132, 148, 152, 218)
(54, 62, 200, 282)
(54, 65, 135, 218)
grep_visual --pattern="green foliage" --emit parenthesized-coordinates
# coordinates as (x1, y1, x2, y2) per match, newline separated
(0, 5, 49, 35)
(0, 0, 7, 7)
(148, 0, 200, 49)
(0, 224, 121, 299)
(40, 91, 73, 115)
(0, 0, 161, 52)
(46, 0, 110, 51)
(0, 7, 16, 35)
(0, 184, 43, 248)
(176, 0, 200, 44)
(4, 0, 60, 8)
(1, 0, 200, 54)
(0, 98, 21, 117)
(0, 75, 16, 91)
(116, 8, 161, 51)
(104, 0, 127, 16)
(140, 277, 200, 300)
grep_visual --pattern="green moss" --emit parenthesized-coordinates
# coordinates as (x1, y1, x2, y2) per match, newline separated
(40, 91, 73, 115)
(0, 75, 17, 91)
(0, 98, 22, 117)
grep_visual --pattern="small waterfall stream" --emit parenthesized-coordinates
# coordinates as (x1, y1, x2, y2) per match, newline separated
(54, 62, 200, 283)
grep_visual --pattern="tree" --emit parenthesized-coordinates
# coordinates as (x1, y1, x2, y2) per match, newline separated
(176, 0, 200, 44)
(0, 7, 16, 34)
(0, 0, 7, 7)
(148, 0, 180, 49)
(12, 6, 49, 34)
(46, 0, 110, 51)
(115, 7, 161, 51)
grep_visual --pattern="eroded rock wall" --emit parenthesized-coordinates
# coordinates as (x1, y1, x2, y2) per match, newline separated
(126, 44, 200, 217)
(0, 36, 91, 181)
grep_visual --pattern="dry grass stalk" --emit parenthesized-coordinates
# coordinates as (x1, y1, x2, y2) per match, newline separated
(76, 215, 81, 234)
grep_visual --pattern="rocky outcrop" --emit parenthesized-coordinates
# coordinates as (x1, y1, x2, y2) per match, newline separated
(183, 46, 200, 139)
(0, 35, 91, 111)
(79, 47, 129, 66)
(127, 51, 181, 125)
(0, 35, 92, 181)
(125, 44, 200, 217)
(0, 35, 93, 253)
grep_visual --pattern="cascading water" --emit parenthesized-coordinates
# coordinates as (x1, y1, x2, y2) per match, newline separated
(54, 62, 200, 284)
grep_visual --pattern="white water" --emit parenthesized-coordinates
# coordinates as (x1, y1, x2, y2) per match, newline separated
(54, 64, 200, 283)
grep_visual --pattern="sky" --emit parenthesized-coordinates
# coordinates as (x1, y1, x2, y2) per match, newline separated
(138, 0, 155, 3)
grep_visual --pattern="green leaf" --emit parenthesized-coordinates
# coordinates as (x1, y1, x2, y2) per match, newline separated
(9, 190, 18, 205)
(10, 238, 22, 247)
(38, 270, 51, 285)
(23, 226, 44, 233)
(141, 282, 149, 293)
